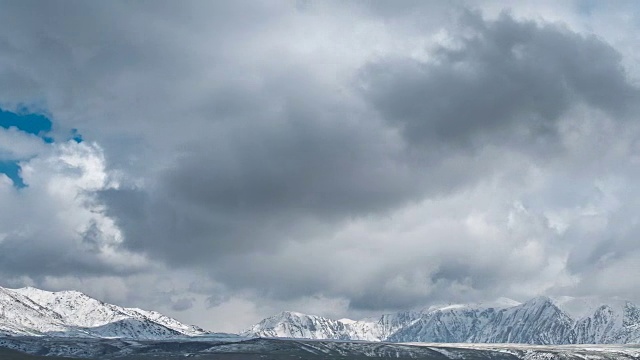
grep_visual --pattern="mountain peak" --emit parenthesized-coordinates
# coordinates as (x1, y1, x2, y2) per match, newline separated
(279, 310, 308, 317)
(524, 295, 554, 305)
(551, 295, 633, 321)
(0, 284, 208, 338)
(624, 301, 640, 327)
(13, 286, 92, 301)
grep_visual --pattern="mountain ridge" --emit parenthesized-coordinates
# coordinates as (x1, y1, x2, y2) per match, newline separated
(0, 285, 207, 339)
(243, 295, 640, 344)
(2, 284, 640, 345)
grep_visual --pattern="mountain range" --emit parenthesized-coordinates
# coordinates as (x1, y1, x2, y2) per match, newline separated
(1, 284, 640, 345)
(242, 296, 640, 344)
(0, 285, 207, 339)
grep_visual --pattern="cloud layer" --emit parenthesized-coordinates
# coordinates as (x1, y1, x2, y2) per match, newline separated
(1, 1, 640, 331)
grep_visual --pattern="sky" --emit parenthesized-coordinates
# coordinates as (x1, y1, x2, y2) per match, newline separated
(1, 0, 640, 332)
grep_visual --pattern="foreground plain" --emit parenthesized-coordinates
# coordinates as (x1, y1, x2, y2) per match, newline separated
(1, 336, 640, 359)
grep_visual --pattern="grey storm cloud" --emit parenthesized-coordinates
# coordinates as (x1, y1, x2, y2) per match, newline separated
(2, 0, 640, 328)
(58, 7, 640, 313)
(0, 234, 130, 277)
(99, 83, 424, 264)
(360, 11, 638, 153)
(102, 10, 638, 283)
(171, 297, 195, 312)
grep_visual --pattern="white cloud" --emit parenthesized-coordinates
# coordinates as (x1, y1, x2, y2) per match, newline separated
(0, 126, 48, 160)
(0, 141, 148, 277)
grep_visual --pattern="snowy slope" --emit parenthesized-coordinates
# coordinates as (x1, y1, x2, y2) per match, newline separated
(75, 318, 181, 339)
(241, 311, 353, 340)
(0, 285, 208, 339)
(470, 296, 575, 344)
(240, 310, 424, 341)
(388, 305, 502, 343)
(245, 296, 640, 345)
(0, 287, 70, 336)
(557, 297, 640, 344)
(13, 287, 132, 328)
(354, 310, 423, 341)
(129, 308, 206, 336)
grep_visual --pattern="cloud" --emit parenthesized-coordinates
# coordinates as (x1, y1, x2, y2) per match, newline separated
(0, 126, 48, 160)
(0, 141, 148, 277)
(1, 0, 640, 332)
(94, 10, 640, 314)
(359, 10, 638, 154)
(171, 297, 195, 312)
(98, 80, 425, 265)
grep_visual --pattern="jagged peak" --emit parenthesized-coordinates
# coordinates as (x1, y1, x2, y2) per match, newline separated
(625, 301, 639, 310)
(280, 310, 307, 317)
(56, 289, 90, 297)
(271, 311, 329, 320)
(250, 311, 318, 328)
(552, 295, 634, 321)
(524, 295, 554, 304)
(264, 311, 298, 320)
(624, 301, 640, 327)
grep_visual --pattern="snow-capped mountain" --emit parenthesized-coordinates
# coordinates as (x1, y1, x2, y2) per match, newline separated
(241, 310, 424, 341)
(3, 284, 640, 345)
(0, 286, 69, 336)
(242, 311, 353, 340)
(0, 285, 207, 339)
(388, 304, 506, 343)
(468, 297, 574, 344)
(243, 296, 640, 345)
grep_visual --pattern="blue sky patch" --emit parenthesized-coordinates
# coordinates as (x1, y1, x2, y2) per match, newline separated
(0, 160, 26, 188)
(71, 128, 83, 143)
(0, 107, 52, 136)
(0, 107, 56, 188)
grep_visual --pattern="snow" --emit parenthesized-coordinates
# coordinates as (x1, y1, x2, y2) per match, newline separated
(2, 284, 640, 347)
(244, 296, 640, 345)
(0, 285, 209, 339)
